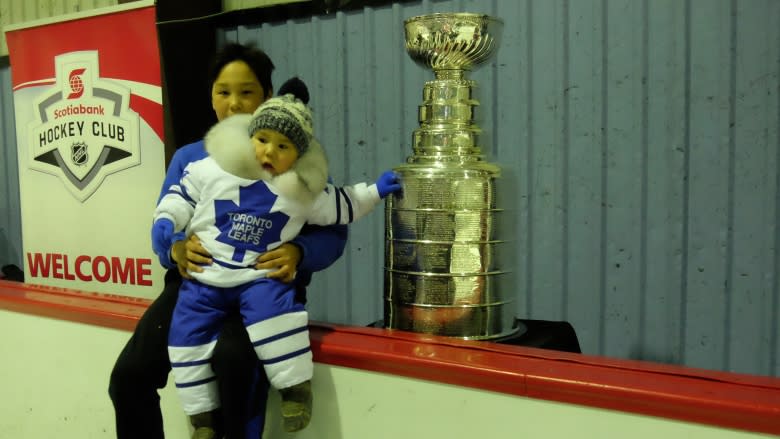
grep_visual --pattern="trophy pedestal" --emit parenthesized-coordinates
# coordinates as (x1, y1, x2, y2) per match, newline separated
(369, 318, 581, 354)
(493, 319, 581, 353)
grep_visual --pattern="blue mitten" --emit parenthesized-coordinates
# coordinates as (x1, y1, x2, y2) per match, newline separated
(376, 170, 402, 198)
(151, 218, 174, 257)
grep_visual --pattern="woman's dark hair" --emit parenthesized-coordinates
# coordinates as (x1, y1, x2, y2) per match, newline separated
(209, 42, 275, 98)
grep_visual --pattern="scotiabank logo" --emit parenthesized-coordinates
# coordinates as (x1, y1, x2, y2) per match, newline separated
(67, 68, 87, 99)
(28, 51, 140, 202)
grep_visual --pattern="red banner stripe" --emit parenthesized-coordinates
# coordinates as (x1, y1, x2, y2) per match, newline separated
(130, 93, 164, 142)
(6, 6, 160, 88)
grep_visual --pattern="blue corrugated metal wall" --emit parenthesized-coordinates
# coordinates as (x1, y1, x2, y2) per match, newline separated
(0, 66, 21, 272)
(1, 0, 778, 377)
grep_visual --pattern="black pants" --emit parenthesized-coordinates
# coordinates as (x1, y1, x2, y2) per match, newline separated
(108, 269, 269, 439)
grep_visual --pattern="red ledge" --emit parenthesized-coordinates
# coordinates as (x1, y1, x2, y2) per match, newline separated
(0, 279, 150, 331)
(1, 279, 779, 435)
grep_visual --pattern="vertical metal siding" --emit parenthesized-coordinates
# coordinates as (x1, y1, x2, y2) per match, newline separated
(223, 0, 307, 12)
(220, 0, 780, 377)
(0, 66, 22, 270)
(0, 0, 119, 56)
(0, 0, 777, 377)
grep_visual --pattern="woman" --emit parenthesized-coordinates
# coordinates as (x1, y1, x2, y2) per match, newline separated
(109, 42, 347, 439)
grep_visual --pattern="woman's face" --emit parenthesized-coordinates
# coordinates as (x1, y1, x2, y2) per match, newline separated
(211, 60, 269, 121)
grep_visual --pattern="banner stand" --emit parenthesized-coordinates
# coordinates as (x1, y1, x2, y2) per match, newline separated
(5, 0, 166, 298)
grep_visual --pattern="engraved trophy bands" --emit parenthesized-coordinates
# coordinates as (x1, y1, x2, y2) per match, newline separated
(384, 13, 519, 340)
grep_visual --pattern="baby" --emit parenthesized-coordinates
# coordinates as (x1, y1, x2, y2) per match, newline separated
(151, 77, 401, 437)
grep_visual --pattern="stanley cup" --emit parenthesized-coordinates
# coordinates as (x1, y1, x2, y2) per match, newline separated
(384, 13, 520, 340)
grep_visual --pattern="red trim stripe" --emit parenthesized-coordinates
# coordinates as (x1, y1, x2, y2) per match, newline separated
(5, 7, 160, 88)
(0, 279, 778, 435)
(130, 93, 164, 142)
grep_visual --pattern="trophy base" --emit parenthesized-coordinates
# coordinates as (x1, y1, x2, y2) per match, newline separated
(494, 319, 581, 353)
(369, 318, 581, 354)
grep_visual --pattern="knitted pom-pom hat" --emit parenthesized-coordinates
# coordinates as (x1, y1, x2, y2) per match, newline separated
(248, 77, 313, 154)
(207, 76, 328, 204)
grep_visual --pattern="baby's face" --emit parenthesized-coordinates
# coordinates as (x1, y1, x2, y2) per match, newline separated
(252, 129, 300, 176)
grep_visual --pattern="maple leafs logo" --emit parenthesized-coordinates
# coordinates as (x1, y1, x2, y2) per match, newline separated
(214, 181, 290, 262)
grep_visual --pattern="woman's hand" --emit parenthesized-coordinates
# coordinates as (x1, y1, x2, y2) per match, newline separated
(171, 234, 212, 278)
(256, 243, 302, 284)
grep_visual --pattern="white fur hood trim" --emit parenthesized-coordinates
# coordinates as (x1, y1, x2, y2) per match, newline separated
(204, 114, 329, 204)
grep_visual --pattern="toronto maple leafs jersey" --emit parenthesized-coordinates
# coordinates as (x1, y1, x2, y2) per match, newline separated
(154, 156, 381, 288)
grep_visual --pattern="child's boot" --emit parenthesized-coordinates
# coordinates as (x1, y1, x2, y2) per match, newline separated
(279, 380, 313, 432)
(189, 409, 220, 439)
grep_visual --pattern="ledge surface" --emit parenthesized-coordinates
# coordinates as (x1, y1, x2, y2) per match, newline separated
(1, 279, 778, 435)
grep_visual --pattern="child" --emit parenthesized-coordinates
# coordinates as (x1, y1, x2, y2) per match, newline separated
(151, 77, 401, 437)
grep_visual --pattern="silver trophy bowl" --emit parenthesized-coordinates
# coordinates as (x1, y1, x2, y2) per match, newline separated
(404, 13, 503, 78)
(384, 13, 520, 340)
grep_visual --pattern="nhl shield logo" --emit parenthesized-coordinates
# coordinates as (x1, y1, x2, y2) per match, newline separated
(27, 51, 140, 202)
(71, 142, 88, 166)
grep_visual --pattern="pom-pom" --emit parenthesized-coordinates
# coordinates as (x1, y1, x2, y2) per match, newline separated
(277, 76, 310, 104)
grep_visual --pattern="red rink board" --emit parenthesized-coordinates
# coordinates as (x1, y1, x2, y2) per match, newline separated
(0, 279, 778, 435)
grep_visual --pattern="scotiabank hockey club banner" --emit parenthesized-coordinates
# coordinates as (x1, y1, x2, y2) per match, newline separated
(5, 1, 165, 298)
